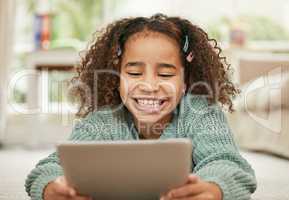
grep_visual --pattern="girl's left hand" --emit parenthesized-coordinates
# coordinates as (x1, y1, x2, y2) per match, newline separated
(160, 174, 223, 200)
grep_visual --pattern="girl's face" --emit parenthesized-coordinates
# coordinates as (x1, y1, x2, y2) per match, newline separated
(119, 32, 186, 124)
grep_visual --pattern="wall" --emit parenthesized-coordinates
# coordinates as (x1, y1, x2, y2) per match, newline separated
(0, 0, 15, 142)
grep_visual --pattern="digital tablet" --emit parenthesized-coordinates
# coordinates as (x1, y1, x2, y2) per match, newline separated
(57, 138, 193, 200)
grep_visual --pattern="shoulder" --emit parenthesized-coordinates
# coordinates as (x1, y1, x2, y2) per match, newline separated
(70, 105, 127, 140)
(77, 104, 125, 124)
(74, 106, 121, 129)
(74, 104, 128, 133)
(179, 94, 228, 129)
(180, 94, 221, 117)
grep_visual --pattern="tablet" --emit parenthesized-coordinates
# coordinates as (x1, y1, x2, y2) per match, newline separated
(57, 138, 193, 200)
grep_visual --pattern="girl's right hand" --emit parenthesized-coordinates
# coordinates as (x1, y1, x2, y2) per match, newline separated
(43, 176, 93, 200)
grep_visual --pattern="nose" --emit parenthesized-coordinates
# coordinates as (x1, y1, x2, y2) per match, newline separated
(138, 74, 159, 92)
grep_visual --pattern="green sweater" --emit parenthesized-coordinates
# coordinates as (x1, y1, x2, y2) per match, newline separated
(25, 94, 257, 200)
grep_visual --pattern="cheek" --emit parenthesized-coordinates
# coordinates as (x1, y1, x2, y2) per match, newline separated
(159, 78, 185, 94)
(119, 77, 127, 97)
(119, 75, 137, 97)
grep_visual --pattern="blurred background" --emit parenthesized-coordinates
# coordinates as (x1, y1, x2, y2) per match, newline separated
(0, 0, 289, 199)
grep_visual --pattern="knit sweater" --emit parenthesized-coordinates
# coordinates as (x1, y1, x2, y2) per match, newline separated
(25, 94, 257, 200)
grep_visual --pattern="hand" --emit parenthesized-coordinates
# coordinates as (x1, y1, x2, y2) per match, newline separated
(43, 176, 93, 200)
(160, 174, 223, 200)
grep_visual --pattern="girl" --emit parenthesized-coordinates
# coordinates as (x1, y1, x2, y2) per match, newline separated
(25, 14, 257, 200)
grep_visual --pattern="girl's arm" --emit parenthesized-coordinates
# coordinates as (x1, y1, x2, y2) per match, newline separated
(190, 104, 257, 200)
(24, 112, 105, 200)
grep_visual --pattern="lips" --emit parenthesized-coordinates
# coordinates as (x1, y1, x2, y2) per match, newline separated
(132, 97, 169, 113)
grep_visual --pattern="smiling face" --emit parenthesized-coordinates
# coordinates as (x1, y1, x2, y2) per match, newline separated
(119, 31, 186, 125)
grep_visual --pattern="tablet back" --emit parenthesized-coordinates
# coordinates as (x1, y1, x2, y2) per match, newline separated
(58, 138, 193, 200)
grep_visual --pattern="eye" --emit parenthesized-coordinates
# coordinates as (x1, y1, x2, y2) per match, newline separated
(127, 72, 142, 76)
(158, 74, 175, 77)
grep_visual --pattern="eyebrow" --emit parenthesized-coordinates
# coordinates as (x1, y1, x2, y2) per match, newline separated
(124, 61, 176, 69)
(124, 61, 145, 67)
(157, 63, 176, 69)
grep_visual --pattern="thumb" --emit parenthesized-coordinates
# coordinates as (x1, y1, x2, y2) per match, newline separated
(54, 176, 76, 197)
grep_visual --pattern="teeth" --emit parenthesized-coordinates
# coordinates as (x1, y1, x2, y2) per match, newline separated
(137, 99, 162, 106)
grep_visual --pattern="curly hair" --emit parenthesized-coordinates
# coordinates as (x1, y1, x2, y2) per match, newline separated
(70, 13, 240, 118)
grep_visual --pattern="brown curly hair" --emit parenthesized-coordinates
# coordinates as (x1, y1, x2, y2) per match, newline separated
(70, 13, 240, 118)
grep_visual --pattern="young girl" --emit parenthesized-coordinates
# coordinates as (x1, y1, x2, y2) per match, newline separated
(25, 14, 257, 200)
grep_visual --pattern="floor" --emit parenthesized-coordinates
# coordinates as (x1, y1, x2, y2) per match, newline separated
(0, 148, 289, 200)
(242, 151, 289, 200)
(0, 148, 51, 200)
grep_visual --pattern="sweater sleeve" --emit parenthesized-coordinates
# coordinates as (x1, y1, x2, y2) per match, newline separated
(25, 113, 104, 200)
(189, 104, 257, 200)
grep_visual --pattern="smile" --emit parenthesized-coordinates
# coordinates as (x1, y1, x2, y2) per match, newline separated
(132, 97, 168, 113)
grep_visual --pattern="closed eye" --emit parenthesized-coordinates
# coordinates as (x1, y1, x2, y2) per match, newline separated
(159, 74, 175, 77)
(127, 72, 142, 76)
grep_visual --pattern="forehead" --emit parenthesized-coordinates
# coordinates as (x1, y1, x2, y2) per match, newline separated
(123, 31, 181, 61)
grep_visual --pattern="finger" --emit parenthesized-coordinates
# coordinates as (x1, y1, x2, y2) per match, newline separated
(187, 174, 199, 183)
(53, 178, 76, 197)
(168, 183, 204, 198)
(167, 174, 200, 198)
(53, 185, 76, 197)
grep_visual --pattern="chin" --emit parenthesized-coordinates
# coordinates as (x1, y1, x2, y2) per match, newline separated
(133, 113, 165, 124)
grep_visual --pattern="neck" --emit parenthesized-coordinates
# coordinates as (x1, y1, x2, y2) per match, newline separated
(133, 114, 173, 139)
